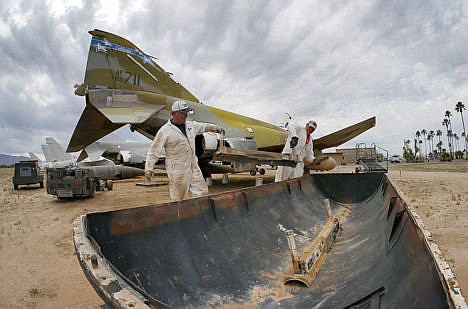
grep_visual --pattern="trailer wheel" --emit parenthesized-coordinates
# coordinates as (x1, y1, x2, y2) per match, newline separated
(259, 168, 265, 175)
(88, 179, 95, 197)
(249, 170, 256, 176)
(88, 186, 95, 198)
(106, 180, 113, 191)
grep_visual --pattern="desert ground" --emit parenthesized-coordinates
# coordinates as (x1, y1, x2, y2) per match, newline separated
(0, 160, 467, 308)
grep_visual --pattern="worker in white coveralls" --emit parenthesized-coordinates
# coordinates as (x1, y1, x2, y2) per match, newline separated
(275, 120, 317, 182)
(145, 100, 225, 201)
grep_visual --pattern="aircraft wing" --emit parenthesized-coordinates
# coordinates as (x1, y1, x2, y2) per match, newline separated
(313, 117, 376, 151)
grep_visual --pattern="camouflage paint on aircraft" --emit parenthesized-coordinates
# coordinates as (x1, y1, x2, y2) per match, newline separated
(68, 29, 375, 173)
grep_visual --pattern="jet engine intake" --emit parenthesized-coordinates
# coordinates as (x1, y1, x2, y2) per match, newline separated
(196, 132, 219, 159)
(117, 151, 131, 164)
(116, 151, 146, 165)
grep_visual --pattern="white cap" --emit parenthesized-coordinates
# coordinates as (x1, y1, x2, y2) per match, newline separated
(171, 100, 193, 114)
(307, 120, 317, 129)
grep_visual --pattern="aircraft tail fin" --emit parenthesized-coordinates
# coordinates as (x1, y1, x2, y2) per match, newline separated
(41, 144, 52, 162)
(82, 29, 199, 102)
(29, 152, 42, 162)
(45, 137, 73, 162)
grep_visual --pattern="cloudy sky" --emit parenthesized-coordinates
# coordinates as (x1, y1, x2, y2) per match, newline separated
(1, 0, 468, 158)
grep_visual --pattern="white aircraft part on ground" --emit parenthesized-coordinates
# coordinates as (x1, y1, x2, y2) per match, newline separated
(38, 137, 144, 180)
(77, 133, 150, 166)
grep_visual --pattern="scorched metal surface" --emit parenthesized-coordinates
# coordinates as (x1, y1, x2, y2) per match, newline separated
(73, 173, 466, 308)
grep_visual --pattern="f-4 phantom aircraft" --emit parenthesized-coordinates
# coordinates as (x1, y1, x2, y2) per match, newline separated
(68, 29, 375, 175)
(76, 133, 150, 168)
(41, 137, 76, 168)
(35, 137, 144, 179)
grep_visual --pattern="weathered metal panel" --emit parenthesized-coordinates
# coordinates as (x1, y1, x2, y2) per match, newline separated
(74, 173, 466, 308)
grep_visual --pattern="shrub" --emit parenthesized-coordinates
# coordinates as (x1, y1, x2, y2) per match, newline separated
(455, 150, 464, 159)
(440, 151, 452, 161)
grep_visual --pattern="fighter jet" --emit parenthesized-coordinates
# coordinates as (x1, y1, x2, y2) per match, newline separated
(41, 137, 144, 180)
(68, 29, 375, 175)
(76, 133, 150, 168)
(39, 137, 76, 168)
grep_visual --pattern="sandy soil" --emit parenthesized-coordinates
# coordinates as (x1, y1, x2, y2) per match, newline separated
(0, 161, 466, 308)
(388, 161, 468, 296)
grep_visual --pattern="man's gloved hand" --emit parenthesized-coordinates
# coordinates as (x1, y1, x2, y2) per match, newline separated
(289, 136, 299, 148)
(209, 126, 226, 135)
(144, 170, 152, 182)
(213, 126, 225, 135)
(74, 83, 88, 96)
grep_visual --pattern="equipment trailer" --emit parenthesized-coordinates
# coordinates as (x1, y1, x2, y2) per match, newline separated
(46, 167, 112, 198)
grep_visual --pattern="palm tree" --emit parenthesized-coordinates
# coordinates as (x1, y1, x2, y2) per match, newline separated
(445, 111, 454, 156)
(436, 141, 443, 154)
(436, 129, 442, 144)
(463, 132, 467, 159)
(448, 130, 453, 157)
(403, 139, 414, 161)
(455, 101, 467, 159)
(454, 133, 459, 152)
(421, 129, 427, 160)
(442, 118, 451, 158)
(415, 131, 421, 160)
(436, 129, 442, 158)
(404, 139, 411, 151)
(428, 131, 434, 159)
(430, 130, 435, 153)
(445, 110, 453, 131)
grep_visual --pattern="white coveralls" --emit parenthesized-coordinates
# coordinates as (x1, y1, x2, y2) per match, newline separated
(145, 120, 219, 202)
(275, 122, 315, 182)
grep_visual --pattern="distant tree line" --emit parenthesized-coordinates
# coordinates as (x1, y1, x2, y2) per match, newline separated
(403, 101, 467, 162)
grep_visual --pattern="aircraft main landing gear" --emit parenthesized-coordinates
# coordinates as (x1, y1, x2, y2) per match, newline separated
(250, 168, 266, 176)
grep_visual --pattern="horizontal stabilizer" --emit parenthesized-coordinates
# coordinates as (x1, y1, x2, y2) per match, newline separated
(67, 103, 124, 153)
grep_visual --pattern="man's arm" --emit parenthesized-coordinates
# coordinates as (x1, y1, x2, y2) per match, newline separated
(192, 121, 225, 135)
(283, 122, 300, 154)
(305, 140, 315, 161)
(144, 130, 167, 180)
